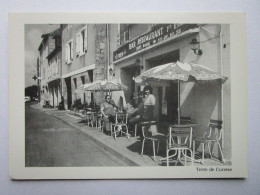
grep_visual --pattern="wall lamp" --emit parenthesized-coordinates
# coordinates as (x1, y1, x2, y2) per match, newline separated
(135, 59, 143, 69)
(189, 38, 203, 56)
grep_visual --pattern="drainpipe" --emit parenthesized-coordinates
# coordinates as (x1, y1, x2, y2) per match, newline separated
(106, 24, 110, 80)
(219, 24, 225, 149)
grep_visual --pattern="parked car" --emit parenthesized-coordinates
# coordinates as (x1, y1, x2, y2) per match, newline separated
(25, 96, 31, 102)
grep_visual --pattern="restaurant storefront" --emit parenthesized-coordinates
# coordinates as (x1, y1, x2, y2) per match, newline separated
(113, 23, 231, 161)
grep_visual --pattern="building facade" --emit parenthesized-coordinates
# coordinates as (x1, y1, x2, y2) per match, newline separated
(61, 24, 110, 109)
(38, 28, 62, 107)
(112, 24, 231, 161)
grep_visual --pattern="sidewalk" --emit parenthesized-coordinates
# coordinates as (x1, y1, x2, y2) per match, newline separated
(31, 104, 228, 167)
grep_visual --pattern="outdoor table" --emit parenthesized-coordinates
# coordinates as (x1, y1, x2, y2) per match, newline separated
(160, 122, 198, 165)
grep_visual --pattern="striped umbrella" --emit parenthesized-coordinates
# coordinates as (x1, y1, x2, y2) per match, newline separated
(134, 61, 227, 124)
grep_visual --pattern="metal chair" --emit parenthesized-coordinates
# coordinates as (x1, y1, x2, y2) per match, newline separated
(193, 119, 225, 165)
(84, 107, 93, 126)
(91, 107, 102, 128)
(111, 112, 130, 140)
(166, 126, 194, 166)
(140, 121, 165, 161)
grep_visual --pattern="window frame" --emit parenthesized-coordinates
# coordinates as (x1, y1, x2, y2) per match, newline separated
(65, 39, 73, 64)
(76, 25, 88, 57)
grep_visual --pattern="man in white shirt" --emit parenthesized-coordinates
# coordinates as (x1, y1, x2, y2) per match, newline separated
(143, 86, 155, 121)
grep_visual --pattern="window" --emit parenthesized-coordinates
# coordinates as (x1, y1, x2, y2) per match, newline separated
(73, 78, 77, 89)
(68, 24, 72, 30)
(123, 30, 129, 42)
(81, 76, 85, 84)
(118, 28, 130, 46)
(76, 26, 88, 56)
(65, 40, 73, 64)
(88, 70, 93, 82)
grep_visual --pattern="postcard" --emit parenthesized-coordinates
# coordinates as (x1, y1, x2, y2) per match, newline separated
(9, 12, 247, 179)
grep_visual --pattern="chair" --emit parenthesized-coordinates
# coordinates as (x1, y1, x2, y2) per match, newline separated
(166, 126, 194, 166)
(111, 112, 129, 140)
(91, 107, 102, 128)
(140, 121, 165, 161)
(193, 119, 225, 165)
(84, 107, 93, 126)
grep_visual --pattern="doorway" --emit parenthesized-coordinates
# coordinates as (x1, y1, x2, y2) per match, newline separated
(146, 50, 179, 122)
(121, 65, 140, 103)
(65, 77, 72, 109)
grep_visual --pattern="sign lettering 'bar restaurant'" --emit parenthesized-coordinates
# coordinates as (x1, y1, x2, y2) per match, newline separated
(112, 23, 231, 161)
(113, 24, 198, 61)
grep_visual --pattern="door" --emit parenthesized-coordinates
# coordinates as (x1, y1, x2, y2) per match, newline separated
(65, 77, 72, 109)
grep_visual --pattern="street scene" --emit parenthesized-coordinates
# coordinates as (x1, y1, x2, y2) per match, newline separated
(25, 102, 129, 166)
(25, 23, 231, 167)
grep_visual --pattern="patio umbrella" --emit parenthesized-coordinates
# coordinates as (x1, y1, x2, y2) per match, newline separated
(84, 79, 128, 92)
(74, 85, 85, 95)
(134, 61, 228, 124)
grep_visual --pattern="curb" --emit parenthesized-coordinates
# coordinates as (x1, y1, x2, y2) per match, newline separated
(44, 109, 140, 166)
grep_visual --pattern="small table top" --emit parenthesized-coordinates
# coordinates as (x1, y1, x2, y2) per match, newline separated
(169, 122, 198, 128)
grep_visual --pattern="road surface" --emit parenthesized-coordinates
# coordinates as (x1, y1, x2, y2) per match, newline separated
(25, 102, 128, 167)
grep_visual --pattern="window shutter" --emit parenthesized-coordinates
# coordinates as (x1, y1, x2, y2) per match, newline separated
(65, 44, 69, 63)
(84, 26, 88, 52)
(76, 33, 80, 56)
(70, 40, 74, 60)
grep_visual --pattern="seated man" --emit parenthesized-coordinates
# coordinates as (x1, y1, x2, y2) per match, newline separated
(100, 95, 118, 132)
(58, 96, 65, 110)
(128, 91, 145, 126)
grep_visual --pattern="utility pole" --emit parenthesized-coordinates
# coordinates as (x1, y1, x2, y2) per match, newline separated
(37, 57, 40, 103)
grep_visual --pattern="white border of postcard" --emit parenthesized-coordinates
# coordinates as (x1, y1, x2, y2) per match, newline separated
(9, 12, 247, 179)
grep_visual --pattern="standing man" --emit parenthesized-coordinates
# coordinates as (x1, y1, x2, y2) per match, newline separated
(143, 86, 156, 121)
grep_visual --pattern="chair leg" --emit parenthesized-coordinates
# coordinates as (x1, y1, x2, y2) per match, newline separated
(217, 141, 225, 163)
(184, 150, 187, 166)
(202, 143, 205, 165)
(167, 149, 169, 166)
(134, 124, 137, 137)
(153, 141, 156, 161)
(157, 140, 160, 154)
(114, 126, 117, 140)
(190, 149, 193, 166)
(193, 141, 196, 160)
(125, 125, 130, 139)
(141, 138, 145, 156)
(207, 142, 212, 158)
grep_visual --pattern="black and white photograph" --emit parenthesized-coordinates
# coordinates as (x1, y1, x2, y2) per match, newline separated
(9, 12, 247, 179)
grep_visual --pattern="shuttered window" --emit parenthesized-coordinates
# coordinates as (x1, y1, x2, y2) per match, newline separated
(76, 25, 88, 57)
(65, 39, 73, 64)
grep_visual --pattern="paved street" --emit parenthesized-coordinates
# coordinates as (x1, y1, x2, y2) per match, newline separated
(25, 102, 129, 167)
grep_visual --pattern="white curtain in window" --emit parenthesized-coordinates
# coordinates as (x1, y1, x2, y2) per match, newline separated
(76, 33, 80, 55)
(65, 44, 69, 63)
(84, 26, 88, 52)
(70, 40, 73, 60)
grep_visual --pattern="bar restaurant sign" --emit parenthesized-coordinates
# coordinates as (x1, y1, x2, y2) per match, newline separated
(113, 24, 198, 61)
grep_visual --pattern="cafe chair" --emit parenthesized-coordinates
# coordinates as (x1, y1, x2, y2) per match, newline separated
(178, 116, 192, 123)
(166, 126, 194, 166)
(111, 112, 130, 140)
(85, 107, 93, 127)
(140, 121, 165, 161)
(91, 107, 102, 128)
(193, 119, 225, 165)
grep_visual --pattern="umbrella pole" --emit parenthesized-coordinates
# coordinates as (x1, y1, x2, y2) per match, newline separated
(177, 80, 181, 124)
(94, 90, 96, 108)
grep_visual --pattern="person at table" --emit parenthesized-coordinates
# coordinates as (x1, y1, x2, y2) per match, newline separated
(100, 95, 118, 132)
(128, 91, 145, 126)
(143, 86, 156, 121)
(58, 96, 65, 110)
